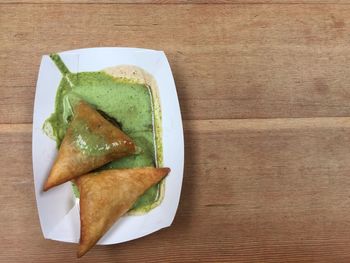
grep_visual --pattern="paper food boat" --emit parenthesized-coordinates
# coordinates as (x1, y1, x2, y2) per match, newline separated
(32, 47, 184, 244)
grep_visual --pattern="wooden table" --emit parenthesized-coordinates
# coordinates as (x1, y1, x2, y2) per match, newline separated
(2, 1, 350, 262)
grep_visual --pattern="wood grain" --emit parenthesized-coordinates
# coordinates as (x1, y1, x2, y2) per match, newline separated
(2, 1, 350, 262)
(2, 119, 350, 262)
(3, 4, 350, 122)
(2, 0, 350, 4)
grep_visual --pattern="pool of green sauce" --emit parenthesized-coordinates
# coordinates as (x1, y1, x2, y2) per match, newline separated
(44, 54, 163, 213)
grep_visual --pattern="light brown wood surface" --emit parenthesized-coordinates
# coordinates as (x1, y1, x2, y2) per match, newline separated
(2, 2, 350, 262)
(3, 4, 350, 122)
(3, 1, 350, 3)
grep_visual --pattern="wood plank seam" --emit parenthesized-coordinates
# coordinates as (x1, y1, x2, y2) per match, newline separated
(3, 116, 350, 133)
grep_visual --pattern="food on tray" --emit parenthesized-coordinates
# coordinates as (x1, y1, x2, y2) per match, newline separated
(42, 53, 172, 257)
(43, 54, 165, 212)
(76, 167, 170, 257)
(44, 101, 136, 191)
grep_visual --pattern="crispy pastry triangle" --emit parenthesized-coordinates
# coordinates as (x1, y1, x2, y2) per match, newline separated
(44, 102, 136, 191)
(76, 167, 170, 257)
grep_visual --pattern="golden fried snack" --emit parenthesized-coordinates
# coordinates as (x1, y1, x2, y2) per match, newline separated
(76, 167, 170, 257)
(44, 101, 136, 191)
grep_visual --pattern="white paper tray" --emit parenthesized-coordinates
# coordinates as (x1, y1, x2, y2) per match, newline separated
(32, 47, 184, 244)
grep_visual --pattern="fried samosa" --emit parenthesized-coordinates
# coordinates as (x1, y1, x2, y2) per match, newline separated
(44, 102, 136, 191)
(76, 167, 170, 258)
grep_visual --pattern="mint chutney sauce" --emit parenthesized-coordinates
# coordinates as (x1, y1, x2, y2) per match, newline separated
(44, 54, 164, 214)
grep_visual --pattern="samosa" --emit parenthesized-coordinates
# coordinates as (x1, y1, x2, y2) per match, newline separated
(44, 101, 136, 191)
(76, 167, 170, 257)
